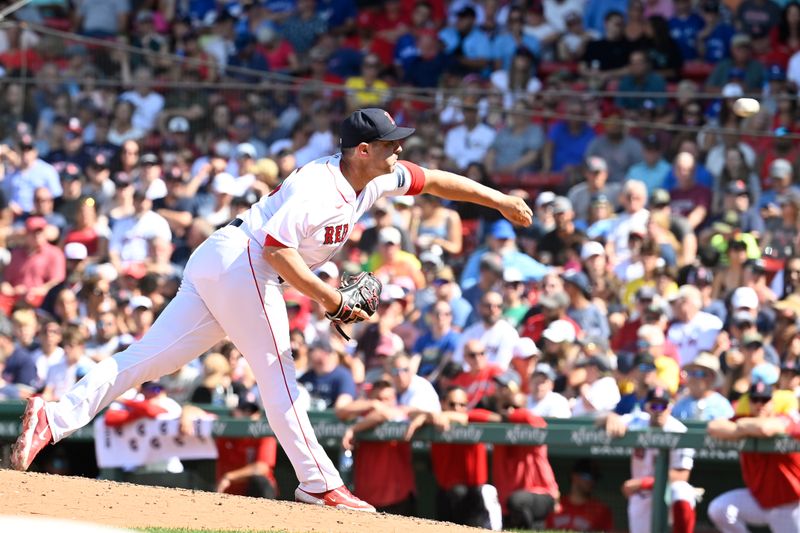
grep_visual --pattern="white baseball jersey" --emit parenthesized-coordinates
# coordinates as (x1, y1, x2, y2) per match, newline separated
(667, 311, 724, 367)
(622, 411, 695, 479)
(238, 154, 426, 281)
(43, 153, 427, 496)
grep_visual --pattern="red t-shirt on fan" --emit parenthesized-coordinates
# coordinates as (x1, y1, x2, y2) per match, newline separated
(670, 184, 712, 218)
(354, 440, 416, 508)
(65, 228, 101, 256)
(451, 366, 504, 408)
(739, 419, 800, 509)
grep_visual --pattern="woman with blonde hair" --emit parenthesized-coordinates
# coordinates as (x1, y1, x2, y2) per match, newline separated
(190, 352, 243, 408)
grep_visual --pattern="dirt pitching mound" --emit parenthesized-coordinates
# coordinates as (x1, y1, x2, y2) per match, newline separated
(0, 515, 134, 533)
(0, 471, 480, 533)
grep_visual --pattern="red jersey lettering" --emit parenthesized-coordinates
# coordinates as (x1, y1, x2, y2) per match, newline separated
(323, 226, 335, 245)
(323, 224, 348, 245)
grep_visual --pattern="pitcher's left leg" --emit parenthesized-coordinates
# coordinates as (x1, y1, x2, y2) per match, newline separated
(192, 244, 340, 492)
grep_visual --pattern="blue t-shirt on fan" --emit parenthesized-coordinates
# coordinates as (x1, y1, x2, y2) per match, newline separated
(669, 13, 705, 60)
(703, 23, 735, 63)
(298, 365, 356, 409)
(412, 330, 461, 377)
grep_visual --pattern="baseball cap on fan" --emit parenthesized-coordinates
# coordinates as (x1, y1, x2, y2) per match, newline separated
(721, 82, 744, 99)
(770, 158, 793, 180)
(340, 109, 415, 149)
(64, 242, 88, 261)
(25, 216, 47, 232)
(168, 116, 190, 133)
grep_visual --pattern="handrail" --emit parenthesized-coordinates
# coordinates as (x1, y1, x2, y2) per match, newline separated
(0, 401, 795, 454)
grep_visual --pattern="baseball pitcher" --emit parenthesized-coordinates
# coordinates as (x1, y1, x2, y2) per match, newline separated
(12, 108, 532, 511)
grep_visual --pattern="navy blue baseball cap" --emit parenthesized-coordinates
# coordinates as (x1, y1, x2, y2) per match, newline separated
(646, 386, 671, 403)
(749, 381, 773, 400)
(340, 108, 415, 149)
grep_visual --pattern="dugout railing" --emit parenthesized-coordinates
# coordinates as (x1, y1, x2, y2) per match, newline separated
(0, 401, 794, 532)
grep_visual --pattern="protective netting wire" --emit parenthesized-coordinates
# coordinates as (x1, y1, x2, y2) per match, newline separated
(2, 19, 798, 140)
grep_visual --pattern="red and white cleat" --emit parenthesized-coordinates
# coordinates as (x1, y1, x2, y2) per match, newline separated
(11, 397, 52, 471)
(295, 485, 376, 512)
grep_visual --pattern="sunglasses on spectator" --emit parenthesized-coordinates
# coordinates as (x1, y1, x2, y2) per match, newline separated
(686, 369, 709, 379)
(647, 401, 669, 412)
(466, 350, 485, 358)
(482, 302, 503, 309)
(750, 396, 770, 404)
(639, 364, 657, 373)
(391, 367, 411, 376)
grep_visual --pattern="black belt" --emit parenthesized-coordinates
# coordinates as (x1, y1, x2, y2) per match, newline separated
(228, 217, 284, 283)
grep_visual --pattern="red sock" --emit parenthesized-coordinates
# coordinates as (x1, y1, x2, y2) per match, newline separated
(672, 500, 695, 533)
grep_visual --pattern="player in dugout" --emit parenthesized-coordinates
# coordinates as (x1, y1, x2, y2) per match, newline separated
(707, 381, 800, 533)
(405, 385, 502, 530)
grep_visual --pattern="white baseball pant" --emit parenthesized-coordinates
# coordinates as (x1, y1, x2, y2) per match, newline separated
(708, 488, 800, 533)
(44, 225, 342, 493)
(627, 481, 697, 533)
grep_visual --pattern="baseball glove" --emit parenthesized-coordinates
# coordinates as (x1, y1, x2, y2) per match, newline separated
(326, 272, 382, 339)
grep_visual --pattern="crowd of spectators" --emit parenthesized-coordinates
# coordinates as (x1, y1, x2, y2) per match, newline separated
(2, 0, 800, 530)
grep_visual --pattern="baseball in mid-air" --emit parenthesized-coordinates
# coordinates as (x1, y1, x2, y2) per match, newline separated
(733, 98, 760, 118)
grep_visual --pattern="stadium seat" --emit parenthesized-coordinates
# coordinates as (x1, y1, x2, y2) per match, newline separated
(681, 61, 714, 82)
